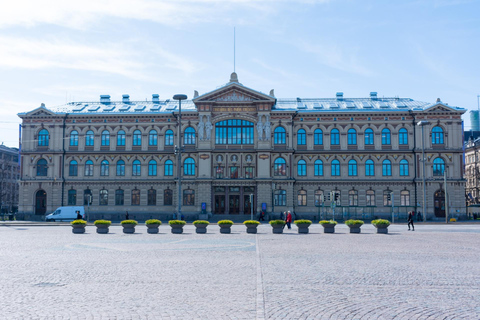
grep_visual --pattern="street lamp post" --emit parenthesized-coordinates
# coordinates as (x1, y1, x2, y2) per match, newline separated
(417, 120, 430, 222)
(173, 94, 187, 220)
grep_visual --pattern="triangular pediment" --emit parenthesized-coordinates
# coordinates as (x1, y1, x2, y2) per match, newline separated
(194, 82, 275, 103)
(21, 106, 58, 117)
(423, 103, 459, 113)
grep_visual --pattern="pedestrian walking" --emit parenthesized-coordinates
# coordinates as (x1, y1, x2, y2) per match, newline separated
(286, 211, 292, 229)
(408, 211, 415, 231)
(76, 210, 82, 220)
(416, 210, 422, 222)
(125, 211, 129, 220)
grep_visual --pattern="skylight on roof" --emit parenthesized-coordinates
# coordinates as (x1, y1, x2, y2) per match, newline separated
(166, 105, 176, 111)
(394, 101, 407, 108)
(87, 106, 100, 112)
(313, 103, 322, 109)
(103, 106, 115, 112)
(329, 103, 339, 109)
(150, 105, 161, 111)
(297, 104, 307, 109)
(344, 101, 356, 109)
(377, 101, 390, 108)
(119, 105, 130, 111)
(134, 105, 146, 111)
(72, 105, 86, 112)
(362, 102, 373, 108)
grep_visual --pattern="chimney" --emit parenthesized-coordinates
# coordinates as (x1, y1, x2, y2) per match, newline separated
(370, 92, 378, 100)
(122, 94, 130, 103)
(336, 92, 343, 100)
(152, 94, 160, 104)
(100, 95, 111, 104)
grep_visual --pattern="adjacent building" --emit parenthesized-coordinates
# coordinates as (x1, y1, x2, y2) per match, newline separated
(0, 144, 20, 214)
(17, 73, 466, 221)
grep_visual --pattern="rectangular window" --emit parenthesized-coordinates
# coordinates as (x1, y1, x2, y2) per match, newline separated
(115, 190, 124, 205)
(215, 166, 224, 179)
(99, 189, 108, 205)
(131, 189, 140, 205)
(230, 166, 238, 179)
(67, 190, 76, 206)
(164, 189, 173, 206)
(274, 190, 286, 206)
(183, 189, 195, 206)
(148, 189, 156, 206)
(245, 167, 254, 179)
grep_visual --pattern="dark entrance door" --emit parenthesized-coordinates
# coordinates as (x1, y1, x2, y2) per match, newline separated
(244, 195, 252, 216)
(434, 190, 446, 218)
(215, 195, 225, 214)
(229, 195, 240, 214)
(35, 190, 47, 215)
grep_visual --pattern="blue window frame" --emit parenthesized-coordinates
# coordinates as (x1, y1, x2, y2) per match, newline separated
(132, 160, 141, 176)
(84, 160, 94, 176)
(348, 159, 357, 176)
(381, 128, 391, 145)
(100, 160, 109, 176)
(365, 159, 375, 176)
(117, 130, 126, 146)
(297, 160, 306, 176)
(38, 129, 49, 147)
(274, 127, 286, 144)
(133, 130, 142, 146)
(184, 158, 195, 175)
(70, 131, 78, 146)
(331, 129, 340, 145)
(184, 127, 196, 145)
(347, 129, 357, 145)
(215, 119, 254, 145)
(149, 130, 157, 146)
(331, 159, 340, 176)
(400, 159, 409, 176)
(164, 160, 173, 176)
(399, 128, 408, 145)
(297, 129, 306, 145)
(165, 130, 174, 146)
(314, 129, 323, 145)
(116, 160, 125, 176)
(101, 130, 110, 146)
(69, 160, 78, 176)
(432, 126, 444, 144)
(382, 159, 392, 176)
(433, 157, 445, 176)
(85, 130, 94, 146)
(37, 159, 48, 176)
(364, 128, 374, 145)
(148, 160, 157, 176)
(274, 158, 286, 176)
(314, 159, 323, 176)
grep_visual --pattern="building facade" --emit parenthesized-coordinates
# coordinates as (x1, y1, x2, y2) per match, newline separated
(17, 73, 466, 221)
(0, 145, 20, 214)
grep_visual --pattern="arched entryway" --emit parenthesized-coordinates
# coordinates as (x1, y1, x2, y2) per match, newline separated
(35, 190, 47, 215)
(434, 190, 445, 218)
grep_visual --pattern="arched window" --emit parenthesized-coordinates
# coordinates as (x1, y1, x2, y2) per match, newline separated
(148, 189, 156, 206)
(101, 130, 110, 146)
(297, 129, 306, 145)
(116, 160, 125, 176)
(399, 128, 408, 145)
(164, 189, 173, 206)
(383, 190, 392, 206)
(131, 189, 140, 205)
(347, 129, 357, 145)
(84, 189, 92, 205)
(133, 130, 142, 146)
(401, 190, 410, 206)
(314, 159, 323, 176)
(165, 130, 174, 146)
(297, 190, 307, 206)
(349, 190, 358, 206)
(331, 159, 340, 176)
(184, 127, 196, 145)
(274, 127, 286, 144)
(99, 189, 108, 205)
(433, 157, 445, 176)
(381, 128, 391, 145)
(68, 189, 76, 205)
(38, 129, 49, 147)
(274, 158, 286, 176)
(314, 190, 324, 206)
(115, 189, 124, 205)
(117, 130, 126, 146)
(70, 130, 78, 146)
(215, 120, 254, 144)
(149, 130, 157, 146)
(69, 160, 78, 176)
(348, 159, 357, 176)
(331, 129, 340, 145)
(382, 159, 392, 176)
(365, 159, 375, 176)
(84, 160, 94, 176)
(400, 159, 409, 176)
(432, 126, 444, 144)
(37, 159, 48, 176)
(164, 160, 173, 176)
(183, 189, 195, 206)
(274, 189, 286, 206)
(132, 160, 141, 176)
(297, 160, 306, 176)
(85, 130, 94, 146)
(364, 128, 374, 145)
(148, 160, 157, 176)
(100, 160, 109, 176)
(314, 129, 323, 145)
(184, 158, 195, 175)
(366, 190, 375, 206)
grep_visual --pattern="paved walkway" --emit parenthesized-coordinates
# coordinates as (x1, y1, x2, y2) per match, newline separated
(0, 223, 479, 319)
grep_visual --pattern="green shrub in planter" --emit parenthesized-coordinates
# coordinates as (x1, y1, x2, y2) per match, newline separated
(243, 220, 260, 225)
(319, 220, 337, 233)
(371, 219, 390, 228)
(94, 220, 111, 226)
(294, 219, 312, 227)
(345, 219, 364, 226)
(244, 220, 260, 234)
(145, 219, 162, 226)
(193, 220, 210, 226)
(71, 220, 87, 226)
(121, 220, 138, 226)
(217, 220, 233, 226)
(121, 220, 137, 234)
(294, 219, 312, 234)
(169, 220, 186, 226)
(319, 220, 337, 226)
(269, 219, 286, 226)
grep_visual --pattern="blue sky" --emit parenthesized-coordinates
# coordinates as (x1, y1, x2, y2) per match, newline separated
(0, 0, 479, 147)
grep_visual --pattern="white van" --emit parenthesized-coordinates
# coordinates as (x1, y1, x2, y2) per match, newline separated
(46, 206, 85, 222)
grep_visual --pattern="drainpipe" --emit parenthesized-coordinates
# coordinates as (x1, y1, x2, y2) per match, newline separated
(409, 110, 418, 214)
(61, 113, 68, 206)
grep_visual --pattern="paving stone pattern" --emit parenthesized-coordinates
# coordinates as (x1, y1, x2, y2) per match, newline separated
(0, 223, 479, 319)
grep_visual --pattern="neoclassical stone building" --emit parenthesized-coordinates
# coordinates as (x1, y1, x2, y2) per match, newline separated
(17, 73, 466, 221)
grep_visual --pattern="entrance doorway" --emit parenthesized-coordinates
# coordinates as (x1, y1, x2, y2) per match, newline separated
(213, 186, 255, 215)
(244, 195, 252, 216)
(215, 195, 225, 214)
(229, 195, 240, 214)
(35, 190, 47, 215)
(434, 190, 446, 218)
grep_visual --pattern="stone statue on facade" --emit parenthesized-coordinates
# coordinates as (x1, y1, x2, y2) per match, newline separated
(264, 115, 271, 141)
(257, 116, 264, 141)
(205, 115, 213, 141)
(198, 115, 205, 141)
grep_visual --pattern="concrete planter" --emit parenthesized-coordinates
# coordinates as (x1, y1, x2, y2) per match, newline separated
(122, 224, 136, 234)
(296, 223, 310, 234)
(71, 225, 85, 234)
(170, 225, 184, 234)
(272, 226, 284, 234)
(376, 227, 388, 234)
(348, 225, 362, 234)
(219, 224, 232, 234)
(195, 224, 208, 234)
(321, 224, 335, 233)
(146, 224, 160, 234)
(96, 226, 109, 234)
(245, 224, 258, 234)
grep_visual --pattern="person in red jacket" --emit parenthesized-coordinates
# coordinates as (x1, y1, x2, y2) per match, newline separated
(285, 211, 292, 229)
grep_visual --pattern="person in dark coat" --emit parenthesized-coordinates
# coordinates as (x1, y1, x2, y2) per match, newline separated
(125, 211, 129, 220)
(408, 211, 415, 231)
(76, 211, 82, 220)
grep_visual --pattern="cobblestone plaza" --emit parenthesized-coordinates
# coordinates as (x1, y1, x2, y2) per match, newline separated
(1, 223, 479, 319)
